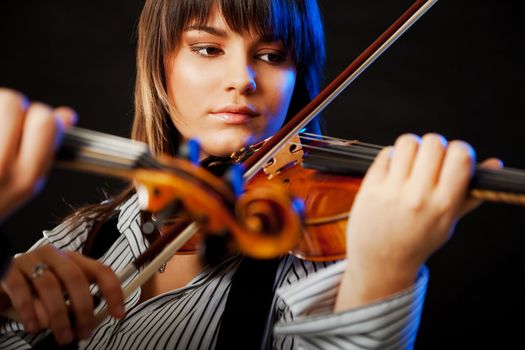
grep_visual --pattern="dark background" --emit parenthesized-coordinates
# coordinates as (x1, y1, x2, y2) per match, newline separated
(1, 0, 524, 348)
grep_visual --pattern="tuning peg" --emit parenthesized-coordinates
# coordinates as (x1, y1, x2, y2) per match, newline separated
(178, 138, 200, 164)
(222, 164, 244, 197)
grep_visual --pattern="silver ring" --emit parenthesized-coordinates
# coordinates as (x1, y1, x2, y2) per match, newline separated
(30, 263, 49, 279)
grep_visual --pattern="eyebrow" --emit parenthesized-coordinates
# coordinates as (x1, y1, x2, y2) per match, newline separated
(259, 34, 281, 44)
(185, 25, 228, 38)
(184, 25, 282, 44)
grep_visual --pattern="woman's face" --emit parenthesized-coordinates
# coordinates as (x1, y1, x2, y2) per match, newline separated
(165, 7, 296, 157)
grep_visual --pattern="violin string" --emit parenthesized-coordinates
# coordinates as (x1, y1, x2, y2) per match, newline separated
(475, 167, 525, 191)
(298, 135, 384, 159)
(66, 127, 147, 156)
(300, 132, 384, 150)
(298, 134, 525, 193)
(74, 123, 522, 195)
(297, 134, 381, 160)
(486, 166, 525, 178)
(298, 135, 380, 152)
(300, 133, 525, 176)
(290, 141, 378, 162)
(64, 129, 142, 161)
(63, 127, 156, 170)
(65, 128, 525, 196)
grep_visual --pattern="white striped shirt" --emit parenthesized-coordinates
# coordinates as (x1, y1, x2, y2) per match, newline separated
(0, 194, 428, 349)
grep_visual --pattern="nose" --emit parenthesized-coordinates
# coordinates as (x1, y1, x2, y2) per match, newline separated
(226, 59, 256, 95)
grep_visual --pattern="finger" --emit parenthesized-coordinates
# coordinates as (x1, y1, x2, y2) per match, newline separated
(0, 88, 28, 177)
(17, 256, 74, 344)
(363, 146, 393, 186)
(409, 133, 448, 194)
(53, 106, 78, 128)
(387, 134, 420, 184)
(65, 252, 125, 319)
(457, 158, 503, 217)
(478, 158, 503, 170)
(434, 140, 476, 216)
(1, 267, 39, 332)
(41, 248, 95, 339)
(33, 298, 50, 328)
(13, 102, 62, 198)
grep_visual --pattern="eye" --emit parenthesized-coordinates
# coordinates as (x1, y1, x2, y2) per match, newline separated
(191, 46, 224, 57)
(257, 52, 287, 64)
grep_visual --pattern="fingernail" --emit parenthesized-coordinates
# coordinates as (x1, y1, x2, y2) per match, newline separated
(68, 111, 78, 126)
(21, 96, 30, 111)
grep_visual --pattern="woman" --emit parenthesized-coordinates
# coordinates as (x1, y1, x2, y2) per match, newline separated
(0, 0, 500, 349)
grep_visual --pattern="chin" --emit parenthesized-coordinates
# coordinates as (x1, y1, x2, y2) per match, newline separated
(200, 136, 247, 158)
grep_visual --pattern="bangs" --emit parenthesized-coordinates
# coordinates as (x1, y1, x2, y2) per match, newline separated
(165, 0, 324, 76)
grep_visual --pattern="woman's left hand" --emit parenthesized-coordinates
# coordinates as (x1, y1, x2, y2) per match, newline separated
(335, 133, 502, 311)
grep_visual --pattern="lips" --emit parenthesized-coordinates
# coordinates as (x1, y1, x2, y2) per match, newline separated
(210, 104, 259, 124)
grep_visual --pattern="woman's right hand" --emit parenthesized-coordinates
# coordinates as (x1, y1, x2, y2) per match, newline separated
(0, 88, 76, 223)
(0, 244, 125, 344)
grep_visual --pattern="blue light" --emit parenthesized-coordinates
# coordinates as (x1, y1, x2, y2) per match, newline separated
(291, 197, 305, 219)
(224, 164, 244, 197)
(187, 139, 200, 165)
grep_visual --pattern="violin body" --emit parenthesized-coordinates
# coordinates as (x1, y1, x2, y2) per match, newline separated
(249, 165, 361, 261)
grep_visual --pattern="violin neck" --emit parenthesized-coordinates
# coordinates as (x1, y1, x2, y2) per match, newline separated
(57, 127, 160, 178)
(302, 142, 525, 205)
(470, 167, 525, 204)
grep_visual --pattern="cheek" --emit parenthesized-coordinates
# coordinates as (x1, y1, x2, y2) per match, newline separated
(265, 69, 297, 131)
(166, 56, 220, 130)
(169, 66, 204, 111)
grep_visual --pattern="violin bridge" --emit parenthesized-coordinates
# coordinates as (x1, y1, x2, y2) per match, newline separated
(263, 134, 304, 179)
